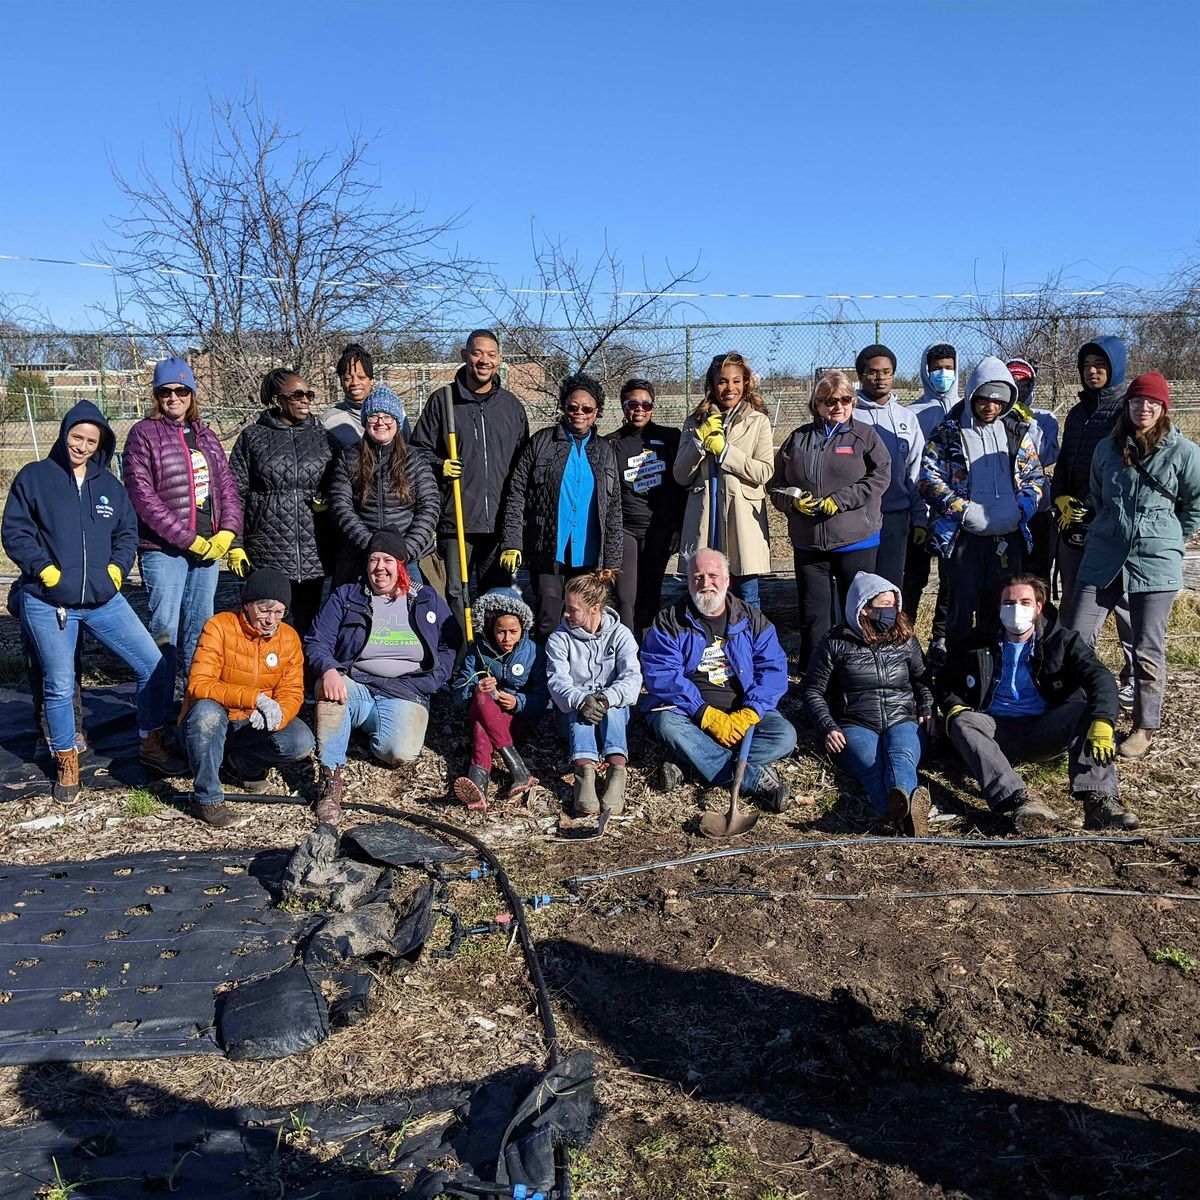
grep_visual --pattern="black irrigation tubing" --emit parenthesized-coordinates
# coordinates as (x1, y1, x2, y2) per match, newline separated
(689, 885, 1200, 903)
(565, 834, 1200, 891)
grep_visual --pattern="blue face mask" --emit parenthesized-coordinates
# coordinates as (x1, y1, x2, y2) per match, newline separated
(929, 368, 955, 395)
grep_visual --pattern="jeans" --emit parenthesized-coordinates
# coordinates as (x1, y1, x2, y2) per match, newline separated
(556, 705, 630, 762)
(793, 545, 878, 670)
(1056, 537, 1133, 686)
(1063, 584, 1176, 729)
(183, 698, 315, 806)
(315, 675, 429, 768)
(20, 591, 172, 752)
(902, 533, 949, 640)
(875, 510, 910, 593)
(834, 721, 925, 815)
(140, 551, 219, 681)
(730, 574, 760, 610)
(647, 707, 797, 793)
(468, 690, 530, 768)
(949, 700, 1118, 806)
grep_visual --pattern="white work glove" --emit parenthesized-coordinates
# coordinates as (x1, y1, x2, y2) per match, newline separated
(250, 693, 283, 732)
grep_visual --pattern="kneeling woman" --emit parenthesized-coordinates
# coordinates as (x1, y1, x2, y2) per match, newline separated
(451, 588, 548, 809)
(546, 571, 642, 816)
(801, 572, 934, 835)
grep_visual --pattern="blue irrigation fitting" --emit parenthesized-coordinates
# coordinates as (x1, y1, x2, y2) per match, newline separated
(528, 893, 554, 910)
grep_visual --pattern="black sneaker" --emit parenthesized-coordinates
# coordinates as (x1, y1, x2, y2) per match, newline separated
(757, 767, 789, 813)
(1080, 792, 1139, 831)
(656, 761, 684, 792)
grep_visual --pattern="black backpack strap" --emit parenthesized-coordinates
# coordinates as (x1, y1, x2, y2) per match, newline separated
(1128, 441, 1180, 505)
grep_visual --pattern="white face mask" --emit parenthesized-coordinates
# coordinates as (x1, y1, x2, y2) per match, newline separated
(999, 602, 1036, 635)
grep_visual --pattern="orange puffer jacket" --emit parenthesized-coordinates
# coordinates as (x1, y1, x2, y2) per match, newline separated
(183, 610, 305, 724)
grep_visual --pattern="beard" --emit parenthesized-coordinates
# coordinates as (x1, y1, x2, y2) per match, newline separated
(691, 585, 728, 617)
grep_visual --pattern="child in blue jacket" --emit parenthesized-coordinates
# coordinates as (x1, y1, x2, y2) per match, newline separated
(451, 588, 547, 809)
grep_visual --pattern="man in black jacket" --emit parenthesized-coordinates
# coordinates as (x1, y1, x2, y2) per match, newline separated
(409, 330, 529, 634)
(937, 573, 1136, 832)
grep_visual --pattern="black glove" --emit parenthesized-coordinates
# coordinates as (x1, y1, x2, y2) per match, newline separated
(577, 692, 609, 725)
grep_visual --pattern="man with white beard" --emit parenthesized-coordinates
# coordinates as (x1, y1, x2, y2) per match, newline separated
(641, 548, 796, 810)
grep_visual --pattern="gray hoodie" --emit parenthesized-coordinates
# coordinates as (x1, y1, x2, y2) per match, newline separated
(851, 388, 925, 521)
(844, 570, 902, 639)
(960, 357, 1021, 536)
(909, 342, 962, 443)
(546, 606, 643, 712)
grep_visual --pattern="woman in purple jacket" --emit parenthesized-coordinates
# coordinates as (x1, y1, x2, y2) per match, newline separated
(122, 358, 242, 687)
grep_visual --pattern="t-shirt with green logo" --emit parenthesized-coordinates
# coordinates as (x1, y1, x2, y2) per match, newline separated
(354, 594, 424, 679)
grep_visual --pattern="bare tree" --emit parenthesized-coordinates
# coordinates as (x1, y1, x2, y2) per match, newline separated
(479, 225, 703, 421)
(102, 91, 474, 427)
(1128, 245, 1200, 380)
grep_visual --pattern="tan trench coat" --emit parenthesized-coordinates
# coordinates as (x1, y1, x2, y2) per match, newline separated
(674, 402, 774, 575)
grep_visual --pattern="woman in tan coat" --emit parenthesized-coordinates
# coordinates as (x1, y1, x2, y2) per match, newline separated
(674, 352, 774, 608)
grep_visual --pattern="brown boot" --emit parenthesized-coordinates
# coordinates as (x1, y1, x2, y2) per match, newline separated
(1119, 728, 1153, 759)
(315, 765, 344, 825)
(53, 749, 80, 803)
(140, 728, 186, 776)
(196, 801, 235, 828)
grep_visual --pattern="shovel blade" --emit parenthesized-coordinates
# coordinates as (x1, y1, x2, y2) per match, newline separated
(698, 808, 760, 839)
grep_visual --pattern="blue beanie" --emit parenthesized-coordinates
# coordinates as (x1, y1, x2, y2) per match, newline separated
(361, 385, 406, 425)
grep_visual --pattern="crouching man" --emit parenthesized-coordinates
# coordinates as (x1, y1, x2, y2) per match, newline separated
(938, 573, 1137, 832)
(641, 548, 797, 811)
(305, 529, 458, 824)
(182, 568, 314, 828)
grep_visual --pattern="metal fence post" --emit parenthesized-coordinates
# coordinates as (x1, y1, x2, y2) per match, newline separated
(97, 334, 107, 407)
(23, 390, 40, 459)
(1051, 317, 1061, 410)
(684, 326, 692, 408)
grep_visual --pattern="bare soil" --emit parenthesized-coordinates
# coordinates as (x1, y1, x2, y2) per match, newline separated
(1, 576, 1198, 1199)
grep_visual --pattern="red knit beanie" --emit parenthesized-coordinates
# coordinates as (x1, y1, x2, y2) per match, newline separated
(1123, 371, 1170, 410)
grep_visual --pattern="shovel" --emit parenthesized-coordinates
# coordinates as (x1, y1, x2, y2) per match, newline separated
(699, 725, 759, 839)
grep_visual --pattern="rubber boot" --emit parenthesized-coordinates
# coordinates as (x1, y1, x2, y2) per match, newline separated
(573, 765, 600, 815)
(315, 765, 344, 825)
(499, 745, 537, 798)
(885, 786, 910, 831)
(601, 764, 627, 815)
(454, 764, 490, 811)
(53, 748, 80, 803)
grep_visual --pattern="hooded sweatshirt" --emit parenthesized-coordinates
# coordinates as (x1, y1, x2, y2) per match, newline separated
(959, 358, 1023, 536)
(1052, 335, 1128, 505)
(909, 343, 962, 443)
(450, 587, 548, 720)
(545, 605, 642, 713)
(851, 387, 925, 521)
(844, 570, 900, 639)
(2, 401, 138, 607)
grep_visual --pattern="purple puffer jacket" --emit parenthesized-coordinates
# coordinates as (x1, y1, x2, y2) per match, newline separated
(122, 417, 243, 553)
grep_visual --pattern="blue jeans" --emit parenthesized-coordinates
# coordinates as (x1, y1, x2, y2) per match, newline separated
(647, 707, 797, 793)
(555, 705, 630, 762)
(20, 591, 172, 752)
(139, 551, 220, 680)
(834, 721, 925, 815)
(315, 676, 429, 768)
(730, 574, 760, 610)
(183, 698, 315, 806)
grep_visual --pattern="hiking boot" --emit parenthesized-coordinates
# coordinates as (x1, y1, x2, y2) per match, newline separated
(756, 767, 789, 813)
(1081, 792, 1139, 831)
(315, 765, 344, 825)
(885, 786, 911, 830)
(573, 765, 600, 815)
(140, 728, 186, 776)
(499, 745, 537, 798)
(601, 764, 627, 815)
(1003, 792, 1059, 834)
(220, 765, 271, 794)
(906, 786, 932, 838)
(196, 801, 235, 829)
(657, 761, 684, 792)
(53, 749, 80, 803)
(1119, 728, 1153, 759)
(454, 764, 490, 811)
(1118, 681, 1135, 710)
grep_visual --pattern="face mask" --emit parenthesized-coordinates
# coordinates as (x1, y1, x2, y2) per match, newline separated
(929, 368, 955, 395)
(868, 606, 898, 630)
(999, 603, 1036, 635)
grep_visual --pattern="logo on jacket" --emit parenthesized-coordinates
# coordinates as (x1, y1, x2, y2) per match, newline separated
(512, 663, 525, 675)
(265, 652, 279, 668)
(95, 496, 114, 519)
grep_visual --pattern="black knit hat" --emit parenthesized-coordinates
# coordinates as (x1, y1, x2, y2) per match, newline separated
(854, 344, 897, 375)
(241, 567, 292, 609)
(367, 529, 408, 561)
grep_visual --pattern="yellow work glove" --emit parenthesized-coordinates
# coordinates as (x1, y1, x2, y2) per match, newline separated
(912, 525, 928, 546)
(728, 707, 761, 741)
(696, 413, 723, 442)
(107, 564, 123, 590)
(700, 705, 738, 748)
(702, 431, 727, 457)
(1086, 719, 1116, 764)
(1054, 495, 1086, 531)
(38, 564, 62, 589)
(814, 496, 838, 516)
(944, 704, 971, 736)
(203, 530, 236, 562)
(500, 549, 522, 574)
(189, 535, 212, 557)
(310, 495, 329, 513)
(793, 492, 819, 516)
(442, 457, 463, 479)
(228, 548, 251, 578)
(1014, 400, 1034, 423)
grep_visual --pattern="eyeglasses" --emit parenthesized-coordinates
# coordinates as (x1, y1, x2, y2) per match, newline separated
(863, 369, 894, 380)
(157, 386, 192, 399)
(623, 401, 654, 412)
(366, 413, 397, 424)
(275, 389, 316, 402)
(566, 404, 597, 415)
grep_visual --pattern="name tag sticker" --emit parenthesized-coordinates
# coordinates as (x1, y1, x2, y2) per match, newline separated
(835, 447, 855, 454)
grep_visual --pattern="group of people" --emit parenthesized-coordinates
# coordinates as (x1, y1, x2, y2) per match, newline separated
(3, 329, 1195, 837)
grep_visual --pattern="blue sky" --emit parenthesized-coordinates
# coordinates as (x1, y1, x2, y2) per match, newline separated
(1, 0, 1196, 330)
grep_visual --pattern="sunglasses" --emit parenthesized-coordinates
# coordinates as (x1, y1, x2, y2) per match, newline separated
(276, 389, 316, 402)
(566, 404, 597, 415)
(624, 400, 654, 412)
(157, 386, 192, 399)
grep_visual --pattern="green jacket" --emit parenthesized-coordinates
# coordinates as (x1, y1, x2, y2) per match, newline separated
(1079, 427, 1200, 593)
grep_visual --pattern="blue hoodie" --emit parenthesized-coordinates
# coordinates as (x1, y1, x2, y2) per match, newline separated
(451, 587, 548, 721)
(2, 401, 138, 607)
